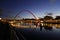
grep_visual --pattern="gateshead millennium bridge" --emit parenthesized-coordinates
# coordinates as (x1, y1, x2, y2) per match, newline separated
(0, 9, 60, 28)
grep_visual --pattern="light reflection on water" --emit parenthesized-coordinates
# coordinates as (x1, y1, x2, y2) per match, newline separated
(15, 28, 60, 40)
(16, 27, 60, 34)
(21, 23, 60, 28)
(15, 24, 60, 40)
(15, 23, 60, 33)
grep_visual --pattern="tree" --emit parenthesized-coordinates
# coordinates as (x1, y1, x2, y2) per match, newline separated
(44, 16, 53, 20)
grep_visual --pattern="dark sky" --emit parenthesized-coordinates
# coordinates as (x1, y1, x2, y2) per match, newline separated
(0, 0, 60, 18)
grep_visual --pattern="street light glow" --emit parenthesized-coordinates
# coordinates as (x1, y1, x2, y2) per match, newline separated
(0, 18, 2, 20)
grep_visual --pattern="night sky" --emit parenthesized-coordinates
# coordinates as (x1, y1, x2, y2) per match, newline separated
(0, 0, 60, 18)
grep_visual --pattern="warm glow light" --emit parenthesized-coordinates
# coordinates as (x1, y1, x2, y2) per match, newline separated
(0, 18, 2, 20)
(10, 21, 14, 23)
(41, 21, 43, 22)
(41, 23, 43, 26)
(36, 17, 39, 20)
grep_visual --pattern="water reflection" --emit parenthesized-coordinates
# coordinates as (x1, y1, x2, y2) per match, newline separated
(10, 21, 60, 31)
(15, 23, 60, 40)
(15, 26, 60, 40)
(43, 23, 60, 28)
(39, 23, 60, 31)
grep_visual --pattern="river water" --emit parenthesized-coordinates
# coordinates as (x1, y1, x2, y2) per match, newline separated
(15, 24, 60, 40)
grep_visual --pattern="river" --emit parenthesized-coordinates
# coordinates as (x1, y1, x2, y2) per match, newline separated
(15, 24, 60, 40)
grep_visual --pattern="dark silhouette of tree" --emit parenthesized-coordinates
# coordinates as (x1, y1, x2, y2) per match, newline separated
(44, 16, 53, 20)
(44, 12, 53, 20)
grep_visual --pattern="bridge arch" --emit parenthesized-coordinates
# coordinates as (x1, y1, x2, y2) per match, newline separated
(14, 9, 37, 19)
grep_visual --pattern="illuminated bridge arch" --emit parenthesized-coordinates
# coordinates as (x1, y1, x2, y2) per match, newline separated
(14, 9, 37, 19)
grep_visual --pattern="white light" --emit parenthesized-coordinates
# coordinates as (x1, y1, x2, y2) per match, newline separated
(41, 21, 43, 22)
(36, 17, 39, 20)
(0, 18, 2, 20)
(41, 23, 43, 26)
